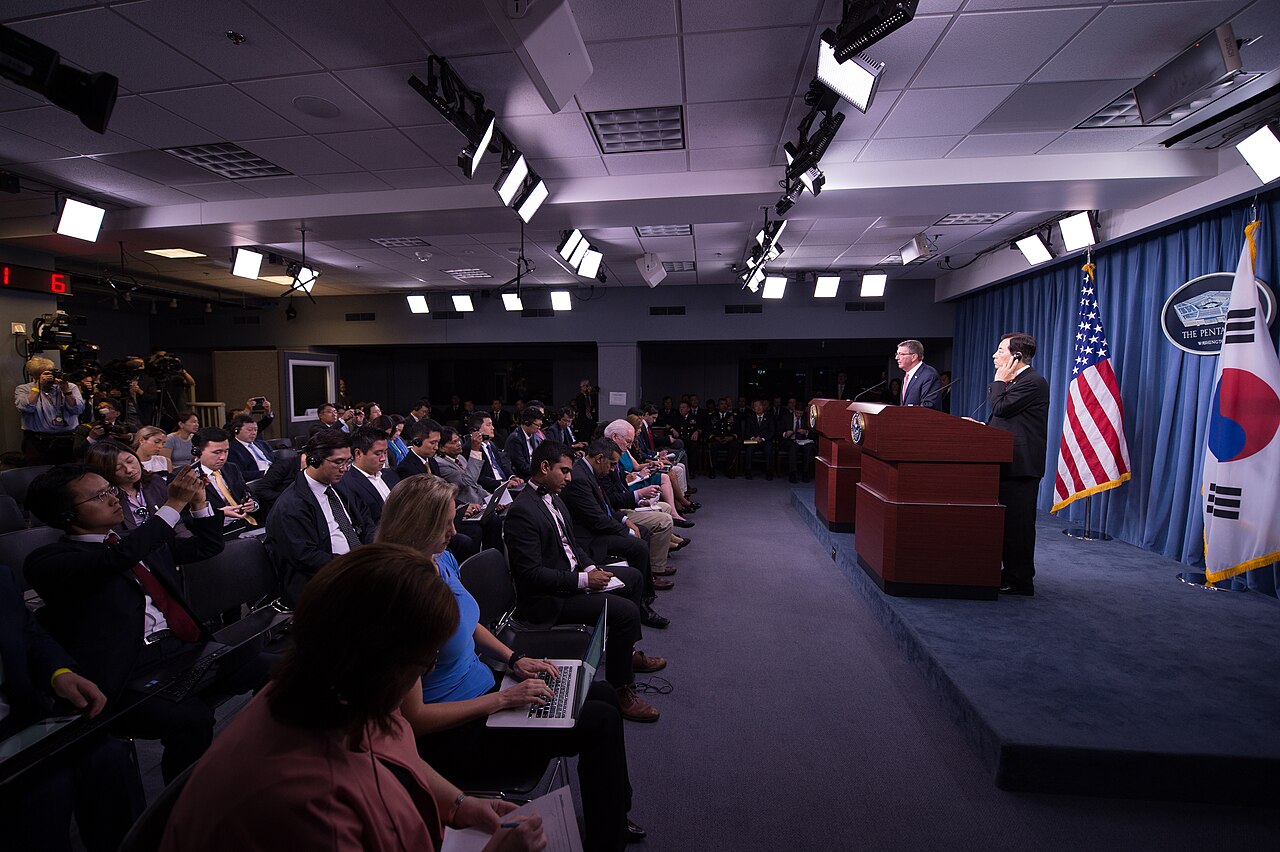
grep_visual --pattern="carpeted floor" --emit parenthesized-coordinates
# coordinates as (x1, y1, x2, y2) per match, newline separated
(134, 476, 1280, 851)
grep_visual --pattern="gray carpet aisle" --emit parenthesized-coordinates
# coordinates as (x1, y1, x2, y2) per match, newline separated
(133, 478, 1280, 851)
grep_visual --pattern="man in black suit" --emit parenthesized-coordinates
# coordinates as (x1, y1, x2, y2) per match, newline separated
(264, 429, 376, 606)
(834, 370, 853, 401)
(572, 379, 597, 441)
(673, 400, 703, 475)
(546, 405, 587, 453)
(740, 399, 776, 481)
(406, 398, 431, 427)
(335, 426, 401, 526)
(394, 419, 444, 479)
(0, 565, 143, 852)
(193, 426, 260, 535)
(503, 440, 665, 723)
(314, 402, 348, 432)
(777, 397, 817, 483)
(895, 339, 945, 410)
(504, 407, 544, 480)
(24, 464, 267, 782)
(707, 397, 740, 478)
(226, 412, 276, 482)
(560, 439, 671, 626)
(985, 333, 1050, 597)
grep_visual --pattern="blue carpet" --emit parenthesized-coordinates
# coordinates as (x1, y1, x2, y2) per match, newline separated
(791, 487, 1280, 803)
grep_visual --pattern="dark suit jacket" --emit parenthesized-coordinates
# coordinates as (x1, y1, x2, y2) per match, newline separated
(902, 363, 944, 410)
(545, 423, 581, 446)
(0, 564, 76, 732)
(504, 429, 537, 479)
(488, 409, 514, 433)
(227, 438, 276, 482)
(742, 412, 775, 443)
(600, 468, 639, 512)
(561, 458, 630, 561)
(502, 485, 594, 625)
(776, 407, 813, 440)
(335, 466, 401, 526)
(203, 462, 249, 510)
(24, 513, 223, 697)
(476, 441, 513, 492)
(393, 448, 439, 480)
(987, 366, 1050, 479)
(265, 471, 376, 606)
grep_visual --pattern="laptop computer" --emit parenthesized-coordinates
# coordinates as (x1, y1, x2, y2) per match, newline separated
(460, 483, 508, 523)
(487, 602, 608, 730)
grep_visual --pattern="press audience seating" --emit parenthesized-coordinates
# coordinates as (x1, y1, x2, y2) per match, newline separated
(0, 464, 52, 506)
(458, 548, 590, 662)
(0, 526, 63, 591)
(117, 764, 196, 852)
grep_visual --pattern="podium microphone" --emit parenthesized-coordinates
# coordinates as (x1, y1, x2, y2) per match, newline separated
(853, 380, 887, 401)
(966, 393, 988, 419)
(920, 377, 960, 408)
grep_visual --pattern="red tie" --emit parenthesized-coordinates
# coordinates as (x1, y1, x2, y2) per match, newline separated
(105, 532, 202, 642)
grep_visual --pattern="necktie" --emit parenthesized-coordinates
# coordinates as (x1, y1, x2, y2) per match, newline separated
(795, 414, 801, 432)
(324, 486, 362, 552)
(485, 443, 505, 478)
(211, 470, 257, 525)
(106, 533, 201, 642)
(566, 425, 574, 443)
(542, 495, 578, 568)
(247, 441, 267, 462)
(902, 373, 910, 403)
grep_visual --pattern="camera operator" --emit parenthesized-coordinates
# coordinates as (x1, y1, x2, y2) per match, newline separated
(73, 399, 137, 458)
(95, 358, 148, 426)
(146, 349, 195, 430)
(14, 357, 86, 464)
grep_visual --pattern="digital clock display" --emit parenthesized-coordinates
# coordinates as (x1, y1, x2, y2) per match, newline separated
(1, 263, 71, 296)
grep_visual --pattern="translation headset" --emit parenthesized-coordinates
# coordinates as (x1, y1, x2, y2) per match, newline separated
(305, 436, 326, 467)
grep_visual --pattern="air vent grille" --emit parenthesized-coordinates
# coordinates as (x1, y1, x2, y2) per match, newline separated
(587, 106, 685, 154)
(662, 261, 696, 273)
(724, 304, 763, 315)
(345, 312, 376, 322)
(846, 301, 886, 312)
(935, 213, 1010, 226)
(370, 237, 431, 248)
(636, 224, 692, 238)
(648, 306, 686, 316)
(443, 268, 493, 281)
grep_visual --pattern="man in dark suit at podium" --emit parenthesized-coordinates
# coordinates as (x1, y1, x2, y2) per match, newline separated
(895, 339, 944, 410)
(986, 333, 1050, 597)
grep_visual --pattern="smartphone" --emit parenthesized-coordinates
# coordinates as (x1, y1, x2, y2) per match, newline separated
(174, 463, 209, 486)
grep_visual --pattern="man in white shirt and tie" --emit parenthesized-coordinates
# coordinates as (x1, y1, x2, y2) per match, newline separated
(335, 426, 401, 525)
(227, 414, 276, 482)
(895, 339, 943, 410)
(778, 397, 817, 483)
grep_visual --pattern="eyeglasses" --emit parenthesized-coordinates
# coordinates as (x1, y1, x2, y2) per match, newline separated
(71, 485, 118, 509)
(325, 457, 353, 468)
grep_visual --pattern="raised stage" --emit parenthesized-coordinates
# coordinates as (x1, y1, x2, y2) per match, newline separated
(791, 488, 1280, 805)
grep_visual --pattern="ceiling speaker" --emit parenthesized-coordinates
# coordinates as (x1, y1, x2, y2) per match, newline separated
(636, 253, 667, 288)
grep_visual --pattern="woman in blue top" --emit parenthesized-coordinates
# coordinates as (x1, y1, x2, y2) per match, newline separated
(377, 475, 641, 852)
(375, 414, 410, 467)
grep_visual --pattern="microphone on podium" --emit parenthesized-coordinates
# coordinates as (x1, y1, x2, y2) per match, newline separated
(919, 377, 960, 408)
(853, 380, 887, 402)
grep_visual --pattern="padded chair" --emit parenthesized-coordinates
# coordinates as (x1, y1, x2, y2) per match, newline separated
(182, 536, 279, 626)
(458, 548, 590, 661)
(0, 495, 26, 533)
(266, 437, 294, 451)
(0, 464, 52, 506)
(117, 762, 196, 852)
(0, 526, 64, 591)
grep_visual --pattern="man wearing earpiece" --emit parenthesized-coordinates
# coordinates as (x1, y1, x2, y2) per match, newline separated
(987, 332, 1050, 597)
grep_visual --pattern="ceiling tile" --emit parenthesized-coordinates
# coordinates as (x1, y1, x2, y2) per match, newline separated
(373, 167, 462, 189)
(575, 38, 683, 113)
(109, 187, 202, 206)
(972, 80, 1132, 134)
(319, 129, 435, 171)
(1, 107, 147, 156)
(1033, 0, 1245, 83)
(573, 0, 679, 40)
(688, 145, 776, 171)
(1036, 127, 1165, 154)
(813, 140, 868, 163)
(21, 157, 166, 196)
(245, 0, 428, 68)
(387, 0, 511, 57)
(534, 157, 610, 179)
(682, 0, 823, 32)
(9, 8, 219, 93)
(915, 8, 1100, 87)
(843, 14, 951, 92)
(858, 136, 964, 161)
(90, 150, 224, 186)
(179, 181, 266, 202)
(236, 175, 323, 198)
(0, 133, 78, 166)
(107, 97, 216, 149)
(877, 86, 1017, 138)
(305, 172, 393, 193)
(239, 137, 360, 175)
(604, 150, 688, 175)
(236, 74, 390, 134)
(401, 124, 473, 170)
(114, 0, 322, 81)
(0, 80, 43, 112)
(494, 113, 600, 159)
(686, 98, 790, 148)
(946, 132, 1064, 158)
(685, 28, 810, 103)
(334, 62, 446, 127)
(147, 85, 304, 141)
(964, 0, 1103, 8)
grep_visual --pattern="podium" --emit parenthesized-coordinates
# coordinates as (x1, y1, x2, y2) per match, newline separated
(849, 403, 1013, 600)
(809, 398, 862, 532)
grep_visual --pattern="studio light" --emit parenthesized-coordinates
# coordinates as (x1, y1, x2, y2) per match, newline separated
(145, 248, 206, 258)
(451, 293, 475, 312)
(745, 268, 765, 293)
(577, 248, 603, 279)
(557, 228, 584, 262)
(550, 290, 573, 311)
(799, 166, 825, 196)
(822, 0, 919, 63)
(406, 295, 430, 314)
(56, 198, 105, 242)
(1059, 212, 1097, 252)
(291, 265, 320, 293)
(814, 274, 840, 298)
(816, 38, 884, 114)
(568, 238, 590, 269)
(502, 292, 524, 311)
(861, 272, 887, 298)
(496, 153, 529, 205)
(1016, 233, 1053, 265)
(458, 114, 497, 178)
(762, 275, 787, 300)
(232, 247, 264, 279)
(0, 25, 119, 133)
(1236, 122, 1280, 185)
(515, 178, 548, 223)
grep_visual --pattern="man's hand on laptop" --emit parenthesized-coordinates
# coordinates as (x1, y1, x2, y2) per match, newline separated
(511, 656, 560, 681)
(505, 476, 525, 489)
(585, 566, 614, 591)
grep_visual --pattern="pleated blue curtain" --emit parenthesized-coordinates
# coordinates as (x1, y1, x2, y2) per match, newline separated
(953, 189, 1280, 596)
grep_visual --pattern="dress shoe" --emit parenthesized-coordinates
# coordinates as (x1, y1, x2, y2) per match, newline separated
(651, 576, 675, 591)
(686, 486, 697, 495)
(681, 503, 697, 514)
(652, 565, 677, 575)
(685, 501, 701, 510)
(672, 518, 694, 528)
(789, 473, 798, 484)
(626, 819, 647, 843)
(640, 607, 670, 629)
(669, 537, 691, 553)
(616, 685, 660, 722)
(632, 650, 667, 673)
(999, 583, 1034, 596)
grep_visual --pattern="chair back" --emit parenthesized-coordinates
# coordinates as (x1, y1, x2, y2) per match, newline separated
(0, 526, 65, 590)
(459, 548, 517, 632)
(266, 438, 294, 451)
(0, 495, 26, 533)
(183, 536, 278, 623)
(0, 464, 53, 505)
(117, 762, 196, 852)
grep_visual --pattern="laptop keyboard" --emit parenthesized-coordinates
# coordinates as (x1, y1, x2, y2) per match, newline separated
(162, 647, 226, 702)
(528, 666, 574, 718)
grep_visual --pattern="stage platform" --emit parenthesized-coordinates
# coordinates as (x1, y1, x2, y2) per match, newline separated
(791, 488, 1280, 805)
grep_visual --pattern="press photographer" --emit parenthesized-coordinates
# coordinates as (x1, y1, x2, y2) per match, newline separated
(73, 398, 137, 457)
(146, 349, 195, 429)
(13, 356, 86, 464)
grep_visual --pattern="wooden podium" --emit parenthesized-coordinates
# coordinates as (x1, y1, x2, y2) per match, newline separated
(849, 402, 1013, 600)
(809, 398, 862, 532)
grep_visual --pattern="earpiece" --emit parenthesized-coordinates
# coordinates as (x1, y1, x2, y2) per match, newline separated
(1012, 352, 1023, 361)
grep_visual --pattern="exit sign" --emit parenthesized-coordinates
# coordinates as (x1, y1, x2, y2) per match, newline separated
(1, 263, 71, 296)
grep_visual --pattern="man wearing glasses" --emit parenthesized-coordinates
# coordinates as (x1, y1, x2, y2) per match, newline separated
(264, 428, 376, 606)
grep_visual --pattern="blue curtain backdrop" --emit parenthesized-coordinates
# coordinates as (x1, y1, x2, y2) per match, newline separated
(953, 189, 1280, 597)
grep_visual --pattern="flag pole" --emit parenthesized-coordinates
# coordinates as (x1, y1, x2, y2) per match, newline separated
(1062, 493, 1113, 541)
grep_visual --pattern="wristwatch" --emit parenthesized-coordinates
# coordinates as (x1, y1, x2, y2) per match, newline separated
(508, 651, 525, 670)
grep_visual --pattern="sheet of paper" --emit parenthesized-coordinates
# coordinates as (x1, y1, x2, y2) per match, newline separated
(586, 576, 625, 594)
(441, 786, 582, 852)
(498, 489, 514, 506)
(795, 439, 814, 446)
(608, 391, 627, 406)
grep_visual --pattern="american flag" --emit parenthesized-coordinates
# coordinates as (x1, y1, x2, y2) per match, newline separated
(1051, 263, 1131, 512)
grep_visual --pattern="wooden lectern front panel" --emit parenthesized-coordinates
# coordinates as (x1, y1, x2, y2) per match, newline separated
(859, 456, 1000, 504)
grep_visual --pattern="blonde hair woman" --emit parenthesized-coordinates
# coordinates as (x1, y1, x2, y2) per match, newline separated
(133, 425, 172, 474)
